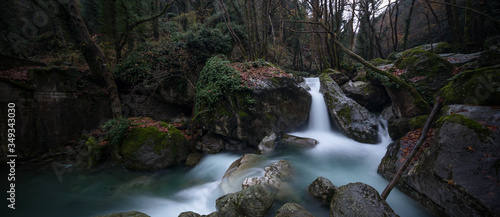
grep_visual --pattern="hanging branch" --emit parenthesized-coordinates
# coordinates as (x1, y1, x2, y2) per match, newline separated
(380, 97, 443, 200)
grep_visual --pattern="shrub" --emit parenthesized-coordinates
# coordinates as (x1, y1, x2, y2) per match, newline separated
(101, 118, 130, 146)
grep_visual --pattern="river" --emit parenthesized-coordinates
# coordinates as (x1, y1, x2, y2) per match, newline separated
(3, 77, 433, 217)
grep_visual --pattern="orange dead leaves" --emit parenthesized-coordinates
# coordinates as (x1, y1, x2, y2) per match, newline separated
(399, 128, 436, 163)
(231, 62, 292, 87)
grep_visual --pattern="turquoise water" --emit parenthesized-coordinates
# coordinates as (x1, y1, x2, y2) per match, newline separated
(1, 78, 433, 217)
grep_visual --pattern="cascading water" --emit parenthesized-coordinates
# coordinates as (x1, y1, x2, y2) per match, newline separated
(7, 77, 433, 217)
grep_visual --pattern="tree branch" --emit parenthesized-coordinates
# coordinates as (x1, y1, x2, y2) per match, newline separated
(427, 0, 500, 26)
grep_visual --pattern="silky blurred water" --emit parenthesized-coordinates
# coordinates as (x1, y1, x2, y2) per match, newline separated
(3, 77, 433, 217)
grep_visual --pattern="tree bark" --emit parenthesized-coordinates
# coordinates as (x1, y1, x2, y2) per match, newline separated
(66, 0, 122, 118)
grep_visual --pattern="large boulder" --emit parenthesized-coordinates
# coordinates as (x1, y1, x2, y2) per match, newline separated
(216, 184, 273, 217)
(275, 203, 314, 217)
(378, 105, 500, 217)
(340, 80, 390, 112)
(307, 176, 337, 204)
(121, 124, 188, 171)
(330, 182, 399, 217)
(198, 75, 311, 150)
(394, 49, 455, 103)
(440, 65, 500, 106)
(319, 73, 379, 144)
(324, 68, 349, 85)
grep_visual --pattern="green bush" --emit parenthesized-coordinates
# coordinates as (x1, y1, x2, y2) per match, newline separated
(101, 118, 130, 146)
(195, 56, 250, 114)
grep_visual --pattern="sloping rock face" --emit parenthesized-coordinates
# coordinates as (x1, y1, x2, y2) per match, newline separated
(378, 105, 500, 217)
(330, 182, 399, 217)
(199, 76, 311, 150)
(121, 125, 188, 171)
(319, 73, 379, 144)
(216, 184, 273, 217)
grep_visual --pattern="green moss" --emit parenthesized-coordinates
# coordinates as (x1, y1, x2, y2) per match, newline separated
(434, 42, 453, 54)
(338, 107, 352, 125)
(238, 110, 249, 119)
(440, 66, 500, 105)
(410, 115, 429, 129)
(437, 114, 490, 142)
(370, 58, 392, 66)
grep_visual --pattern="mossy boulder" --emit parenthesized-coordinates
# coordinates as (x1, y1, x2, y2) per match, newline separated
(440, 66, 500, 106)
(324, 68, 349, 85)
(395, 49, 454, 103)
(121, 124, 188, 171)
(319, 73, 379, 144)
(330, 182, 398, 217)
(94, 211, 150, 217)
(85, 136, 107, 169)
(370, 58, 393, 66)
(308, 176, 337, 205)
(216, 184, 273, 217)
(378, 104, 500, 217)
(197, 76, 311, 151)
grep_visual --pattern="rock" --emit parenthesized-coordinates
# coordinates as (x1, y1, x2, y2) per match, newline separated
(198, 75, 311, 150)
(178, 211, 201, 217)
(159, 76, 195, 107)
(258, 132, 278, 154)
(387, 116, 428, 140)
(94, 211, 150, 217)
(85, 136, 107, 169)
(325, 68, 350, 85)
(280, 134, 318, 149)
(185, 152, 203, 166)
(478, 50, 500, 67)
(330, 182, 399, 217)
(395, 49, 455, 103)
(221, 154, 265, 193)
(117, 175, 154, 192)
(196, 133, 224, 154)
(370, 58, 393, 66)
(440, 65, 500, 106)
(340, 80, 390, 112)
(378, 105, 500, 217)
(299, 82, 311, 91)
(216, 184, 273, 217)
(307, 177, 337, 204)
(381, 104, 397, 121)
(319, 73, 379, 144)
(242, 160, 295, 200)
(121, 124, 188, 171)
(275, 203, 314, 217)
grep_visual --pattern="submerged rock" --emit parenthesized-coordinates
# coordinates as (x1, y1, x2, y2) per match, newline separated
(275, 203, 314, 217)
(121, 124, 188, 171)
(378, 104, 500, 217)
(280, 134, 318, 149)
(319, 73, 379, 144)
(221, 154, 265, 193)
(216, 184, 273, 217)
(242, 160, 297, 201)
(307, 176, 337, 204)
(258, 132, 278, 154)
(330, 182, 399, 217)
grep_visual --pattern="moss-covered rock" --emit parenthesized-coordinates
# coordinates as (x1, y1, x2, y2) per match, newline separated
(324, 68, 349, 85)
(121, 124, 188, 171)
(340, 80, 390, 112)
(395, 49, 454, 104)
(440, 65, 500, 106)
(216, 185, 273, 217)
(478, 49, 500, 68)
(319, 73, 379, 144)
(85, 136, 107, 169)
(370, 58, 393, 66)
(378, 104, 500, 217)
(330, 182, 398, 217)
(197, 74, 311, 151)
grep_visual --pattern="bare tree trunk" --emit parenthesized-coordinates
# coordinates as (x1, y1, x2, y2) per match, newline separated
(403, 0, 416, 50)
(381, 97, 442, 199)
(66, 0, 122, 118)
